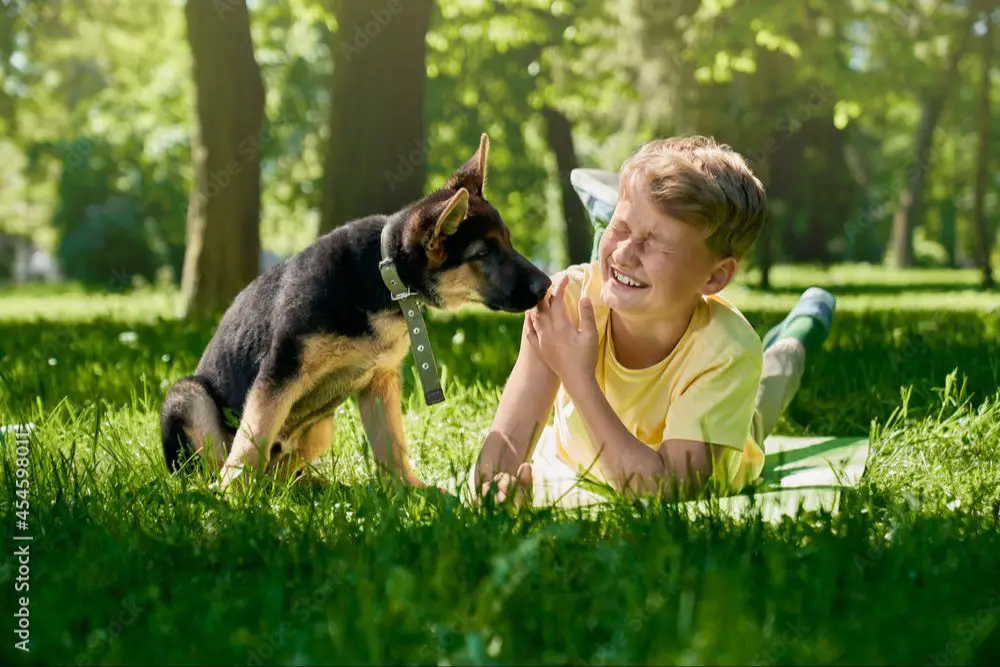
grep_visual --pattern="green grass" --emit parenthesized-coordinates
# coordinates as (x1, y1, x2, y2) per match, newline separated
(2, 266, 999, 665)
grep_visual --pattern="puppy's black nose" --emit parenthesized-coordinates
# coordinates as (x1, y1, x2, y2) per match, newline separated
(529, 273, 552, 301)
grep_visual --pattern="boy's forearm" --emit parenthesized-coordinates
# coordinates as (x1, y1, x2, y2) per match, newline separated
(475, 327, 561, 487)
(563, 375, 706, 498)
(475, 419, 546, 484)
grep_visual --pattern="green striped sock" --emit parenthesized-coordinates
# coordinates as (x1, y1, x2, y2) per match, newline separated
(776, 315, 829, 357)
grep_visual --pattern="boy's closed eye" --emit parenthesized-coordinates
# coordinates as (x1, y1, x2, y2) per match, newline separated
(611, 218, 674, 253)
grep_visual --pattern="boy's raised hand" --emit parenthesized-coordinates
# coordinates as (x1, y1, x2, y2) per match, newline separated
(526, 274, 598, 390)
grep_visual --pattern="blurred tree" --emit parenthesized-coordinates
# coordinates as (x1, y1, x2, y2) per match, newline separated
(319, 0, 435, 234)
(249, 0, 334, 256)
(180, 0, 265, 316)
(2, 0, 192, 275)
(542, 104, 591, 264)
(888, 3, 978, 268)
(971, 5, 996, 289)
(3, 0, 997, 287)
(531, 0, 622, 265)
(382, 0, 624, 268)
(613, 0, 859, 286)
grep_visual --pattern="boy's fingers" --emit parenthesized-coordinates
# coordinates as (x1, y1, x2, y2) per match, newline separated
(555, 274, 569, 296)
(526, 311, 544, 348)
(516, 462, 533, 490)
(531, 308, 551, 336)
(537, 288, 550, 313)
(548, 291, 571, 329)
(482, 473, 513, 503)
(579, 296, 597, 332)
(551, 275, 569, 304)
(513, 463, 532, 507)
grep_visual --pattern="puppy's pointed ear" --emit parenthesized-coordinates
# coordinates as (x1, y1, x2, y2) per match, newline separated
(445, 133, 489, 197)
(431, 188, 470, 243)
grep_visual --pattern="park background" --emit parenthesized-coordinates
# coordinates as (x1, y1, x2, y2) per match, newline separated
(1, 1, 999, 665)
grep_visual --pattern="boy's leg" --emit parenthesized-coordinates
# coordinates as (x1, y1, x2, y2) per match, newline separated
(756, 339, 807, 438)
(756, 288, 837, 439)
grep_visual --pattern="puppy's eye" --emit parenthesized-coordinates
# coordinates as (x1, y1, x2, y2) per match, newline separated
(468, 248, 490, 261)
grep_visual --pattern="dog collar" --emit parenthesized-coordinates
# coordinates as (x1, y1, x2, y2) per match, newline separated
(379, 223, 446, 406)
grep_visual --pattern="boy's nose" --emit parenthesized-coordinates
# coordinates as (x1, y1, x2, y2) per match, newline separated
(612, 243, 639, 266)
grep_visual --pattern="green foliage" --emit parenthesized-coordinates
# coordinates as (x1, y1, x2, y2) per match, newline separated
(57, 197, 162, 291)
(1, 270, 1000, 664)
(25, 135, 188, 288)
(2, 266, 998, 436)
(0, 0, 996, 285)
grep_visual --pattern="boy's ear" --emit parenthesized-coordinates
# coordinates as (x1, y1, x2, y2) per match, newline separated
(701, 257, 738, 296)
(445, 133, 489, 197)
(429, 188, 470, 248)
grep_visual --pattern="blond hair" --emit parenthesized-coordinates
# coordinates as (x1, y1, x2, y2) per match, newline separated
(618, 135, 767, 260)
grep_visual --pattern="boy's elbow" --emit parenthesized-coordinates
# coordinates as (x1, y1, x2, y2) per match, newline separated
(647, 439, 716, 499)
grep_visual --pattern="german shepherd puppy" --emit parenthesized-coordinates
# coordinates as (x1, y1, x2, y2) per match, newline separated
(160, 134, 551, 492)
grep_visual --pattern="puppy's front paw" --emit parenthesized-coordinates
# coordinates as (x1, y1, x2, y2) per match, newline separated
(218, 463, 250, 497)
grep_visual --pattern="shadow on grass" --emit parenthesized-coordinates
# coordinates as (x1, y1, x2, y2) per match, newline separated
(745, 282, 996, 296)
(760, 436, 868, 486)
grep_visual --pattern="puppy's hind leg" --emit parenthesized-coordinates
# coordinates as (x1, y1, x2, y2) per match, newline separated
(271, 416, 336, 485)
(160, 376, 231, 473)
(219, 341, 312, 492)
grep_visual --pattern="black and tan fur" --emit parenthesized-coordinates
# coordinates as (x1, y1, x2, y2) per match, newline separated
(160, 134, 551, 491)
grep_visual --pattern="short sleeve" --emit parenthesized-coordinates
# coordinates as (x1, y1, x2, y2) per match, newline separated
(661, 349, 762, 450)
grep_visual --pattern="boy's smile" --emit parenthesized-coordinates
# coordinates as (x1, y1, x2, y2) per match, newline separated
(608, 264, 649, 290)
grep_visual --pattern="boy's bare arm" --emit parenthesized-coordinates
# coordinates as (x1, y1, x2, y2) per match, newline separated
(564, 374, 723, 499)
(474, 315, 560, 488)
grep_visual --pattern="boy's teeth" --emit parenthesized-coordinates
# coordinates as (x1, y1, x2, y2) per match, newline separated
(613, 268, 645, 287)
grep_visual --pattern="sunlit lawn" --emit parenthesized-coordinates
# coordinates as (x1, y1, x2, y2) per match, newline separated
(1, 265, 998, 665)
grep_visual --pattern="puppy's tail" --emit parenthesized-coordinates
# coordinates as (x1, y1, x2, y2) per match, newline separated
(160, 375, 231, 473)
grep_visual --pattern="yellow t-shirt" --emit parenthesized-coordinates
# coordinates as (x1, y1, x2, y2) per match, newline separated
(549, 262, 765, 492)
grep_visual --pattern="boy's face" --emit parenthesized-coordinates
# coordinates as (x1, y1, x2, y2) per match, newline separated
(597, 185, 737, 320)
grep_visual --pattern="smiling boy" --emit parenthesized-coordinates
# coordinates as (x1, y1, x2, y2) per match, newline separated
(473, 136, 835, 505)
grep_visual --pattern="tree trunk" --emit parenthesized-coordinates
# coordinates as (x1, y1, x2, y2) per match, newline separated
(889, 12, 976, 268)
(768, 122, 807, 262)
(972, 10, 996, 289)
(805, 118, 856, 266)
(319, 0, 435, 234)
(541, 105, 592, 266)
(180, 0, 265, 317)
(754, 153, 774, 290)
